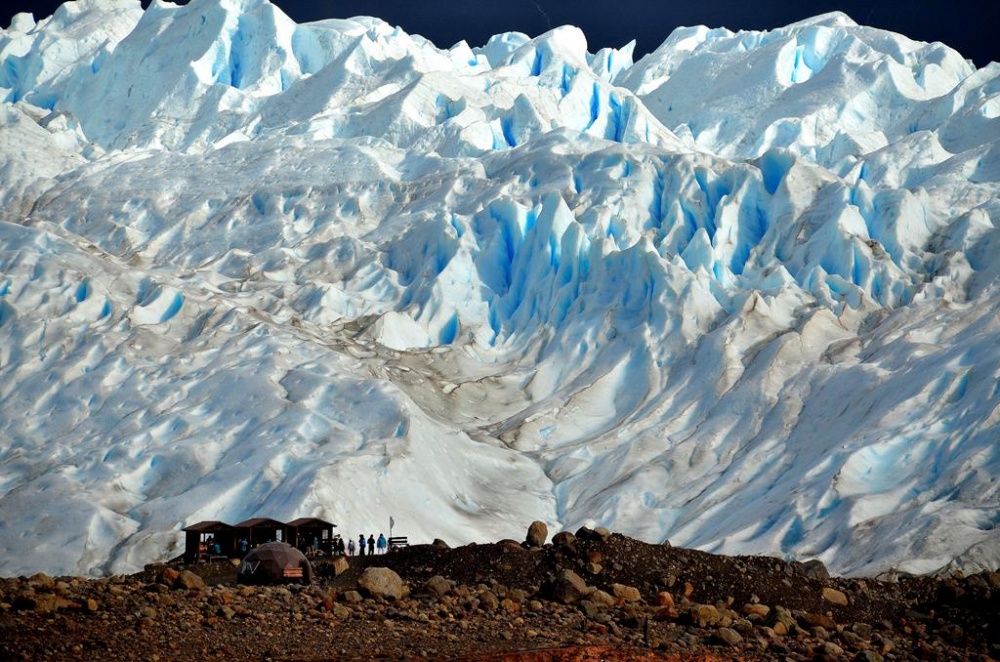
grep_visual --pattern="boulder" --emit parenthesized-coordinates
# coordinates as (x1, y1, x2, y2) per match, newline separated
(160, 568, 180, 586)
(742, 603, 770, 618)
(29, 573, 55, 590)
(478, 589, 499, 611)
(358, 567, 404, 601)
(822, 641, 844, 657)
(526, 521, 548, 547)
(800, 612, 837, 630)
(656, 592, 675, 608)
(546, 569, 592, 604)
(768, 605, 796, 635)
(800, 559, 830, 580)
(500, 598, 521, 614)
(690, 604, 721, 628)
(432, 538, 450, 549)
(331, 556, 350, 577)
(611, 584, 641, 603)
(176, 570, 205, 590)
(714, 627, 743, 646)
(822, 587, 849, 606)
(552, 531, 576, 548)
(588, 589, 616, 607)
(425, 575, 453, 597)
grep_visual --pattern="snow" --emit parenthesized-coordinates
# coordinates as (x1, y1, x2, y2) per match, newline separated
(1, 0, 999, 578)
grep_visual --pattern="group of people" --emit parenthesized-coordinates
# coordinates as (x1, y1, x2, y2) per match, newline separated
(325, 535, 346, 556)
(201, 536, 223, 556)
(347, 533, 387, 556)
(198, 530, 394, 561)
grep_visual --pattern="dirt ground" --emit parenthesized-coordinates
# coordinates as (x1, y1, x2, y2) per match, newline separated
(2, 527, 998, 660)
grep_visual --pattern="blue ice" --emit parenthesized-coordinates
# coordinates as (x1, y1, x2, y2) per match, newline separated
(75, 281, 90, 303)
(160, 293, 184, 322)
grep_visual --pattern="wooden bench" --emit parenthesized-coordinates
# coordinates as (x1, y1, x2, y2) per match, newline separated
(282, 567, 304, 580)
(388, 536, 408, 550)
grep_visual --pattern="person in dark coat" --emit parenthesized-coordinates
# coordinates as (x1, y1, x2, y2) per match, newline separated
(358, 534, 366, 556)
(368, 534, 375, 556)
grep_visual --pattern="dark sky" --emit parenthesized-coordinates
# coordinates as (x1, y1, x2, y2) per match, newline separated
(3, 0, 997, 67)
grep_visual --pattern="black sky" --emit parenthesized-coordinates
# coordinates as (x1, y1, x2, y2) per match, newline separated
(3, 0, 997, 67)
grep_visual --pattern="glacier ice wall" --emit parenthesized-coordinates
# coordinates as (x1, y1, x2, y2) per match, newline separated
(1, 0, 999, 577)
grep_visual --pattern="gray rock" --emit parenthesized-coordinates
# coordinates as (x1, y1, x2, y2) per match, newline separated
(822, 641, 844, 657)
(331, 556, 350, 576)
(611, 583, 641, 602)
(526, 521, 548, 547)
(175, 570, 205, 590)
(800, 559, 830, 580)
(358, 567, 404, 601)
(851, 622, 873, 639)
(588, 589, 616, 607)
(547, 569, 592, 604)
(478, 590, 499, 611)
(578, 600, 602, 618)
(691, 604, 722, 628)
(822, 587, 849, 606)
(714, 627, 743, 646)
(425, 575, 453, 597)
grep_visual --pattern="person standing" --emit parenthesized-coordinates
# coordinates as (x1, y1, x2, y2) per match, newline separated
(358, 534, 366, 557)
(377, 533, 387, 554)
(347, 537, 355, 556)
(367, 534, 375, 556)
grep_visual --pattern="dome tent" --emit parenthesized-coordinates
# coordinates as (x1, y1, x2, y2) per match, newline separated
(237, 542, 313, 585)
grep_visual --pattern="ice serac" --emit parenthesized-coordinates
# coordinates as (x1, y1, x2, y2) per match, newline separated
(1, 0, 999, 578)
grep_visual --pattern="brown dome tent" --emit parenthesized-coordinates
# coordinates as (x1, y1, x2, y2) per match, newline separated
(237, 542, 313, 585)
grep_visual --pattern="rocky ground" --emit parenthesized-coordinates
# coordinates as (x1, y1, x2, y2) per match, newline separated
(1, 525, 998, 661)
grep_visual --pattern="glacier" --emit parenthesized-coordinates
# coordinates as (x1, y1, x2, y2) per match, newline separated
(1, 0, 999, 578)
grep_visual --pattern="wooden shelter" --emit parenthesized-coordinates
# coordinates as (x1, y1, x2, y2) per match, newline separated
(233, 517, 288, 548)
(285, 517, 337, 552)
(182, 521, 235, 563)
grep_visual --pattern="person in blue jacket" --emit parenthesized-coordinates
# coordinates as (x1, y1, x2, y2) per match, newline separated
(377, 533, 387, 554)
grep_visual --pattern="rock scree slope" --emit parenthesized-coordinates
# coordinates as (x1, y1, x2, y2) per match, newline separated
(0, 0, 999, 578)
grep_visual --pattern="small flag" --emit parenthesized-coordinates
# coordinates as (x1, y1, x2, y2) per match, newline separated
(390, 516, 395, 529)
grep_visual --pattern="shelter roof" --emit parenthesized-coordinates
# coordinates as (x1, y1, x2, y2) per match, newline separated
(285, 517, 337, 528)
(233, 517, 287, 528)
(182, 520, 234, 532)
